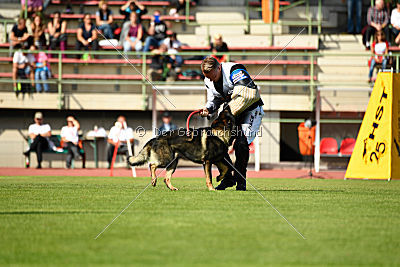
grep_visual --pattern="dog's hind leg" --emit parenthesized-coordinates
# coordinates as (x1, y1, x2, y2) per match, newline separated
(215, 161, 230, 182)
(203, 160, 215, 191)
(164, 159, 178, 191)
(150, 164, 157, 187)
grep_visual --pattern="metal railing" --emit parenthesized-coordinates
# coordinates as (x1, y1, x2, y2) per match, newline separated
(0, 48, 318, 110)
(3, 48, 399, 110)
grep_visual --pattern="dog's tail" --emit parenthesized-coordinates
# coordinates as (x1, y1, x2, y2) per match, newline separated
(128, 141, 152, 166)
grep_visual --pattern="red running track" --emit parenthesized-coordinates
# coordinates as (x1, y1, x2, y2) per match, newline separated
(0, 167, 345, 179)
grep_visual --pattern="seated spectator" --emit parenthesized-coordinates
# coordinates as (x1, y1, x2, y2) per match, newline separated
(48, 11, 67, 55)
(364, 0, 390, 50)
(21, 0, 43, 17)
(143, 10, 168, 52)
(107, 116, 134, 169)
(61, 116, 82, 169)
(169, 0, 185, 16)
(120, 0, 147, 23)
(163, 32, 183, 70)
(64, 0, 73, 14)
(392, 2, 400, 45)
(147, 44, 177, 82)
(24, 112, 51, 169)
(35, 50, 51, 93)
(31, 14, 46, 49)
(12, 46, 35, 95)
(210, 33, 229, 63)
(10, 18, 31, 50)
(157, 111, 178, 136)
(96, 0, 114, 39)
(123, 12, 143, 53)
(75, 13, 99, 59)
(119, 0, 147, 44)
(368, 30, 389, 83)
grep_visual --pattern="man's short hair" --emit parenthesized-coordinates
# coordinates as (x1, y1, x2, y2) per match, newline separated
(201, 56, 219, 74)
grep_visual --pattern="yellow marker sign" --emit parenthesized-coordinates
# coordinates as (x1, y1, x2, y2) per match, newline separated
(345, 72, 400, 180)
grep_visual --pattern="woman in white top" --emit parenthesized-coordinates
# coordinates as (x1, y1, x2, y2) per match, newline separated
(24, 112, 51, 168)
(61, 116, 81, 168)
(163, 32, 183, 68)
(368, 30, 389, 83)
(391, 2, 400, 45)
(107, 115, 134, 168)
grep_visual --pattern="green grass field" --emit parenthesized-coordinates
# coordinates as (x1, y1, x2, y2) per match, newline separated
(1, 176, 399, 266)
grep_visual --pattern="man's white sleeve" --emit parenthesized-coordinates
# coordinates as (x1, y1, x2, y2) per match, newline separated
(205, 85, 224, 114)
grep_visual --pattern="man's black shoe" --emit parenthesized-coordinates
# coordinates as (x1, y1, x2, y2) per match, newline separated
(215, 179, 236, 190)
(236, 186, 246, 191)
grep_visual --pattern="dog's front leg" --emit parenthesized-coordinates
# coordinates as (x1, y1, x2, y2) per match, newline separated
(150, 164, 157, 187)
(203, 160, 215, 191)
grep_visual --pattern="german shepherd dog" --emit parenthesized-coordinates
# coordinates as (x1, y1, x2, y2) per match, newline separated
(127, 108, 235, 191)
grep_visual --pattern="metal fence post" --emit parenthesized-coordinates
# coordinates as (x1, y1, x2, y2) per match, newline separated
(269, 0, 274, 46)
(24, 1, 28, 19)
(306, 0, 311, 34)
(245, 0, 250, 34)
(142, 53, 147, 110)
(318, 0, 322, 34)
(310, 53, 314, 111)
(57, 51, 63, 109)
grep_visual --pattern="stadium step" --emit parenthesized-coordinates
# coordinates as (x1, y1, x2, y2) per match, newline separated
(317, 56, 369, 66)
(319, 65, 369, 77)
(319, 33, 368, 85)
(0, 3, 20, 19)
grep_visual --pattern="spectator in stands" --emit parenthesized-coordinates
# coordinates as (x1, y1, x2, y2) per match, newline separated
(157, 111, 178, 135)
(21, 0, 43, 17)
(344, 0, 362, 34)
(61, 116, 82, 169)
(48, 11, 67, 56)
(169, 0, 185, 16)
(119, 0, 147, 45)
(96, 0, 114, 39)
(391, 2, 400, 45)
(210, 33, 229, 63)
(31, 14, 46, 50)
(123, 12, 143, 53)
(368, 30, 389, 82)
(163, 32, 183, 70)
(24, 112, 51, 169)
(12, 45, 35, 95)
(147, 44, 177, 82)
(63, 0, 73, 14)
(75, 13, 99, 58)
(107, 116, 134, 169)
(120, 0, 147, 23)
(364, 0, 390, 50)
(35, 50, 51, 93)
(10, 18, 31, 50)
(143, 10, 168, 52)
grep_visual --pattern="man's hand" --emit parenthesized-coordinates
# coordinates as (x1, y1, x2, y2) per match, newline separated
(200, 108, 209, 117)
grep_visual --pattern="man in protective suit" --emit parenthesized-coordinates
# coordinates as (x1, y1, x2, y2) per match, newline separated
(200, 56, 264, 191)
